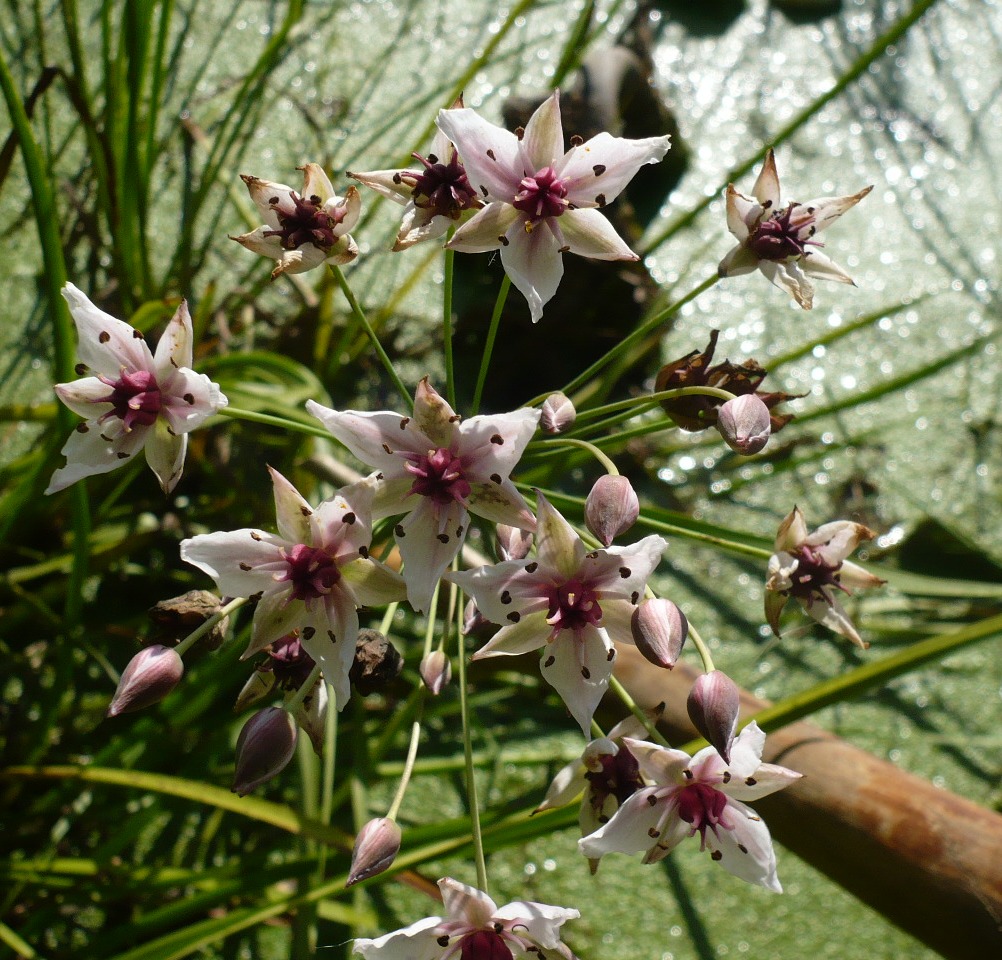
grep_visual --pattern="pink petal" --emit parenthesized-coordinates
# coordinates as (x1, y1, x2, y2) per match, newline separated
(439, 877, 499, 927)
(798, 185, 872, 234)
(454, 407, 541, 479)
(314, 477, 377, 558)
(144, 418, 186, 493)
(492, 900, 580, 949)
(560, 132, 672, 207)
(534, 492, 586, 580)
(179, 529, 288, 597)
(413, 378, 457, 448)
(751, 149, 782, 208)
(152, 299, 194, 371)
(447, 202, 520, 253)
(580, 534, 667, 599)
(520, 91, 565, 171)
(62, 283, 154, 379)
(578, 787, 665, 859)
(268, 467, 313, 544)
(159, 367, 227, 435)
(306, 401, 428, 474)
(45, 417, 148, 494)
(705, 797, 782, 891)
(540, 625, 616, 735)
(395, 498, 467, 613)
(435, 108, 522, 202)
(559, 208, 638, 261)
(500, 219, 564, 323)
(448, 561, 550, 624)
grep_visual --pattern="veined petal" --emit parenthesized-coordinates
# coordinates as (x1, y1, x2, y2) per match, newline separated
(838, 559, 886, 590)
(306, 401, 428, 472)
(159, 367, 227, 434)
(501, 219, 564, 323)
(706, 797, 782, 891)
(764, 587, 788, 637)
(245, 588, 304, 657)
(759, 259, 815, 309)
(54, 377, 114, 420)
(153, 299, 194, 371)
(268, 467, 313, 544)
(799, 186, 872, 233)
(396, 499, 467, 613)
(315, 477, 377, 558)
(449, 560, 550, 623)
(45, 417, 147, 494)
(435, 108, 522, 202)
(534, 492, 586, 580)
(447, 202, 520, 253)
(348, 168, 413, 205)
(353, 915, 445, 960)
(467, 477, 536, 530)
(718, 242, 760, 278)
(239, 174, 297, 225)
(559, 208, 637, 261)
(144, 418, 186, 493)
(180, 528, 288, 597)
(471, 611, 551, 658)
(580, 534, 666, 599)
(456, 407, 540, 475)
(520, 91, 565, 171)
(560, 132, 672, 206)
(751, 149, 782, 207)
(393, 204, 449, 251)
(301, 162, 336, 204)
(439, 877, 499, 926)
(535, 757, 586, 812)
(802, 593, 867, 648)
(412, 378, 457, 448)
(541, 625, 615, 735)
(775, 506, 808, 551)
(724, 185, 759, 241)
(303, 589, 359, 710)
(578, 786, 665, 858)
(625, 739, 692, 785)
(806, 520, 874, 565)
(492, 900, 580, 949)
(801, 250, 856, 286)
(63, 283, 154, 379)
(340, 556, 406, 607)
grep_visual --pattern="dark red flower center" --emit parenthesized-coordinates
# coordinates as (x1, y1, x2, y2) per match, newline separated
(399, 150, 478, 219)
(98, 368, 162, 430)
(513, 166, 569, 220)
(264, 192, 344, 250)
(585, 743, 643, 813)
(677, 781, 731, 847)
(264, 634, 317, 688)
(785, 544, 848, 608)
(403, 447, 471, 505)
(279, 543, 341, 601)
(459, 930, 514, 960)
(748, 202, 823, 261)
(546, 579, 603, 633)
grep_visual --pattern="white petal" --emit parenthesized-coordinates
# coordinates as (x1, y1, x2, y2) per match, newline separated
(764, 587, 788, 638)
(315, 478, 377, 558)
(144, 418, 186, 493)
(272, 244, 330, 277)
(534, 492, 586, 580)
(45, 417, 148, 494)
(455, 406, 540, 479)
(471, 611, 551, 658)
(759, 260, 815, 309)
(492, 900, 579, 949)
(520, 91, 565, 171)
(724, 185, 758, 241)
(718, 242, 760, 278)
(799, 185, 872, 233)
(54, 378, 114, 420)
(245, 588, 305, 657)
(536, 759, 586, 812)
(800, 250, 856, 286)
(324, 232, 359, 267)
(448, 561, 550, 623)
(153, 299, 194, 371)
(179, 529, 288, 596)
(329, 186, 362, 234)
(500, 220, 563, 323)
(838, 559, 886, 591)
(348, 168, 413, 205)
(306, 401, 427, 474)
(706, 797, 782, 891)
(62, 283, 154, 379)
(598, 597, 636, 645)
(301, 163, 336, 204)
(439, 877, 499, 926)
(447, 202, 520, 253)
(393, 204, 450, 251)
(352, 916, 444, 960)
(467, 478, 536, 530)
(340, 556, 406, 607)
(435, 108, 522, 202)
(802, 593, 867, 648)
(625, 739, 691, 785)
(560, 132, 672, 206)
(751, 149, 782, 208)
(302, 590, 358, 711)
(231, 226, 285, 259)
(579, 534, 666, 600)
(268, 467, 313, 544)
(559, 208, 637, 261)
(578, 787, 664, 858)
(775, 506, 808, 552)
(396, 499, 467, 613)
(240, 174, 297, 225)
(805, 520, 874, 565)
(541, 625, 616, 735)
(412, 378, 457, 447)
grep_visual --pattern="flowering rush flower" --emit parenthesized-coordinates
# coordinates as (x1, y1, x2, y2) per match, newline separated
(353, 876, 579, 960)
(180, 469, 405, 709)
(765, 505, 885, 648)
(307, 378, 539, 613)
(449, 492, 666, 734)
(46, 284, 227, 495)
(436, 91, 672, 322)
(349, 98, 481, 250)
(579, 722, 801, 891)
(232, 163, 360, 278)
(718, 148, 872, 309)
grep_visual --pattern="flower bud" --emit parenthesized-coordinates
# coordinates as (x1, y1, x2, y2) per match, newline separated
(233, 669, 276, 713)
(540, 392, 576, 434)
(716, 394, 771, 455)
(232, 706, 298, 796)
(419, 650, 452, 695)
(630, 598, 688, 669)
(585, 475, 640, 546)
(687, 670, 741, 763)
(496, 523, 533, 561)
(463, 598, 488, 636)
(106, 644, 184, 718)
(346, 817, 402, 886)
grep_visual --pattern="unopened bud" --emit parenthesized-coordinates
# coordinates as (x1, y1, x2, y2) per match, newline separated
(630, 599, 688, 669)
(687, 670, 741, 763)
(346, 817, 402, 886)
(716, 394, 771, 455)
(106, 645, 184, 717)
(463, 598, 488, 635)
(233, 669, 276, 713)
(232, 706, 297, 796)
(585, 475, 640, 547)
(540, 392, 576, 434)
(419, 650, 452, 695)
(496, 523, 533, 561)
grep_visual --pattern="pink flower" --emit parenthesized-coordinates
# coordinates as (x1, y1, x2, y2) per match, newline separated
(449, 492, 666, 734)
(47, 284, 227, 494)
(579, 723, 801, 891)
(307, 378, 539, 613)
(232, 163, 360, 278)
(180, 469, 405, 709)
(718, 149, 872, 309)
(765, 505, 886, 648)
(353, 877, 579, 960)
(436, 92, 671, 322)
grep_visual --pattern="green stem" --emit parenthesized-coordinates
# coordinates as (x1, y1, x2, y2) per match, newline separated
(219, 406, 331, 440)
(470, 275, 511, 417)
(686, 622, 715, 674)
(537, 437, 619, 475)
(386, 720, 423, 821)
(175, 597, 247, 657)
(316, 682, 338, 881)
(608, 676, 669, 747)
(443, 236, 457, 410)
(570, 385, 737, 422)
(329, 264, 411, 406)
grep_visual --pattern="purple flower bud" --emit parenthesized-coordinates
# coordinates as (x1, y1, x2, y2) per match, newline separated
(496, 523, 533, 561)
(540, 392, 576, 434)
(106, 644, 184, 718)
(585, 475, 640, 547)
(346, 817, 402, 886)
(687, 670, 741, 763)
(463, 598, 488, 636)
(716, 394, 771, 455)
(419, 650, 452, 695)
(232, 706, 298, 796)
(630, 598, 688, 669)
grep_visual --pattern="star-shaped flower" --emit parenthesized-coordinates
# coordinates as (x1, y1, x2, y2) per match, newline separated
(718, 148, 872, 309)
(353, 876, 579, 960)
(449, 492, 666, 734)
(348, 98, 482, 250)
(436, 91, 672, 322)
(232, 163, 360, 279)
(307, 379, 539, 613)
(579, 722, 801, 891)
(46, 283, 227, 495)
(180, 469, 406, 709)
(765, 505, 885, 648)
